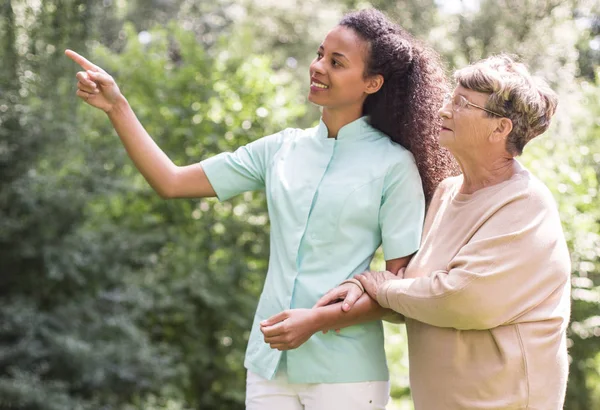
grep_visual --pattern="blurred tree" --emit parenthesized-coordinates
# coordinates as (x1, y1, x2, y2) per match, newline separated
(0, 1, 174, 408)
(341, 0, 441, 37)
(575, 0, 600, 79)
(1, 1, 304, 409)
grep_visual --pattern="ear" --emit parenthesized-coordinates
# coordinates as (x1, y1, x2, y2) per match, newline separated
(365, 74, 384, 94)
(489, 117, 513, 143)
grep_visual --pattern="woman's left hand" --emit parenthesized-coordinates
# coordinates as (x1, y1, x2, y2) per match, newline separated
(356, 269, 403, 301)
(260, 309, 320, 351)
(313, 281, 364, 312)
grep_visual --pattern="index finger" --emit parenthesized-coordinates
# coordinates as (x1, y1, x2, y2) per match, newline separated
(261, 321, 285, 337)
(65, 49, 99, 72)
(355, 274, 369, 285)
(260, 310, 287, 327)
(313, 289, 340, 308)
(342, 287, 363, 312)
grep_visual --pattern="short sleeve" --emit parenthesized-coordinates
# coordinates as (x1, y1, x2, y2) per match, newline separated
(200, 131, 285, 201)
(379, 152, 425, 260)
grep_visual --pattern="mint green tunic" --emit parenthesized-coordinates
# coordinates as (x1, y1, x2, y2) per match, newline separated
(201, 116, 424, 383)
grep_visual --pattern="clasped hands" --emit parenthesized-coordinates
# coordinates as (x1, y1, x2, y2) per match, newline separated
(260, 268, 404, 351)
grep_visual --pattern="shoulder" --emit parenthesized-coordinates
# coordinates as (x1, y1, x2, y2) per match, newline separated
(262, 127, 299, 143)
(470, 169, 562, 235)
(363, 130, 422, 195)
(506, 170, 561, 220)
(383, 144, 419, 183)
(359, 120, 413, 164)
(521, 171, 558, 206)
(375, 138, 418, 179)
(477, 170, 569, 263)
(379, 144, 423, 200)
(429, 175, 462, 206)
(494, 169, 557, 210)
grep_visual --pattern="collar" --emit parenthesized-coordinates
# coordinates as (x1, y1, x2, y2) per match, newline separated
(315, 116, 379, 142)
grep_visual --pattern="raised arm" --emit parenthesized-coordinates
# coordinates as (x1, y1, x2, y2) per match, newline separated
(65, 49, 216, 199)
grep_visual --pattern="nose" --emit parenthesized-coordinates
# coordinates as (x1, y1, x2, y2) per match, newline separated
(438, 98, 452, 119)
(310, 57, 326, 76)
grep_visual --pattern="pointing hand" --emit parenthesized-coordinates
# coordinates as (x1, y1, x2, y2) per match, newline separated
(65, 49, 123, 113)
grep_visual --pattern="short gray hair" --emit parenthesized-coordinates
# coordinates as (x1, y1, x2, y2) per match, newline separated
(454, 55, 558, 155)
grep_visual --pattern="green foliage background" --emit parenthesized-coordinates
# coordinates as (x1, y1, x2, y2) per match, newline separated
(1, 0, 598, 409)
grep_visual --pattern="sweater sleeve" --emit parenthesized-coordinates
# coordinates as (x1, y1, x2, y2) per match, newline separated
(376, 188, 571, 330)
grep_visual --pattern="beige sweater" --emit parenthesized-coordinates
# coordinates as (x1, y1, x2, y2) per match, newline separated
(377, 170, 571, 410)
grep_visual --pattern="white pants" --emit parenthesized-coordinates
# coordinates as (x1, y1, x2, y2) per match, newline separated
(245, 370, 390, 410)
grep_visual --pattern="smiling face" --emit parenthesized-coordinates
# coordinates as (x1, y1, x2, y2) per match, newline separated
(308, 26, 382, 115)
(438, 85, 502, 153)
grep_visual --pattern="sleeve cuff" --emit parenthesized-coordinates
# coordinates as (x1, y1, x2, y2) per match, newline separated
(200, 154, 225, 201)
(376, 279, 417, 311)
(381, 226, 421, 260)
(376, 280, 394, 308)
(200, 153, 238, 201)
(383, 242, 420, 261)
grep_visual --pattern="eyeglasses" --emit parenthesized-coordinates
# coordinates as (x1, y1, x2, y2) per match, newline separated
(443, 93, 503, 117)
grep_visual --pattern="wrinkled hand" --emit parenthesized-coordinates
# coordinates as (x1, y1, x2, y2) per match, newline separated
(65, 49, 123, 113)
(356, 269, 404, 301)
(313, 282, 363, 312)
(260, 309, 319, 351)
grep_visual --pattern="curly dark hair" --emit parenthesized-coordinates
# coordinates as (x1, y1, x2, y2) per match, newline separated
(340, 9, 458, 203)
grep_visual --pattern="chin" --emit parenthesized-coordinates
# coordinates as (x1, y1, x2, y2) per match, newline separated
(307, 93, 326, 107)
(438, 134, 452, 149)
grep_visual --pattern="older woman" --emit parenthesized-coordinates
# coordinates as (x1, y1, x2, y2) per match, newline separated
(317, 55, 571, 409)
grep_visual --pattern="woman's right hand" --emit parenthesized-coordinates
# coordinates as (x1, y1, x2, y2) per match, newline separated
(65, 49, 123, 113)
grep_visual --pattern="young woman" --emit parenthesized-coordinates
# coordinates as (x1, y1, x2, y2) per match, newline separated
(66, 8, 455, 410)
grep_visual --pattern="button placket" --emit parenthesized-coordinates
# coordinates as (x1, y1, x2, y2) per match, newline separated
(293, 139, 336, 271)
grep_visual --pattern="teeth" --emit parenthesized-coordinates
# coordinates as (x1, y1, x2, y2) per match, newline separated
(312, 82, 328, 89)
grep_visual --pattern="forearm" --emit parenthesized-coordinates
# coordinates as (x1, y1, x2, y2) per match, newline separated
(107, 96, 178, 198)
(378, 275, 479, 329)
(313, 293, 394, 332)
(379, 262, 568, 330)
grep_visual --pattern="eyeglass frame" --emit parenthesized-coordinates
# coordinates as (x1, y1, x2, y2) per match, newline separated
(443, 93, 504, 117)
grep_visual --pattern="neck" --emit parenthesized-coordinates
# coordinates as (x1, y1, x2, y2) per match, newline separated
(453, 149, 519, 194)
(322, 106, 363, 138)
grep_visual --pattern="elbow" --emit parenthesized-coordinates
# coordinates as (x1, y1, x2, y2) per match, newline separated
(456, 317, 497, 331)
(154, 168, 180, 199)
(440, 303, 503, 331)
(151, 180, 174, 199)
(157, 188, 173, 199)
(431, 287, 505, 330)
(452, 310, 503, 331)
(156, 180, 179, 199)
